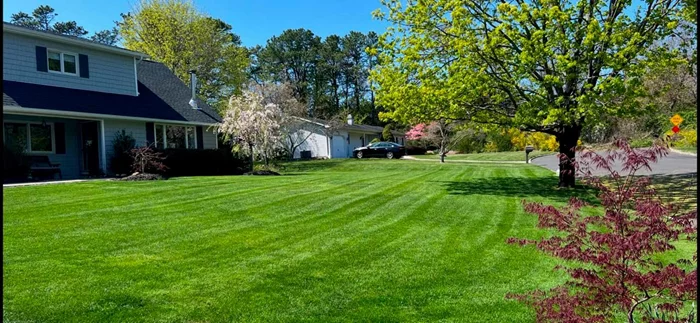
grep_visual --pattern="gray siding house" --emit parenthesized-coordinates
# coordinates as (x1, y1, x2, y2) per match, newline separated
(3, 22, 221, 179)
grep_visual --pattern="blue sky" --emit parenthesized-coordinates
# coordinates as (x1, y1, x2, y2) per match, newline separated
(2, 0, 390, 47)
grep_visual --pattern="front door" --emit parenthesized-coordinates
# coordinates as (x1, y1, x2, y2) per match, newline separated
(81, 122, 100, 176)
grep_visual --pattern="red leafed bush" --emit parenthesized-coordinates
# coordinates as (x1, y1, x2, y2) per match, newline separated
(507, 138, 697, 323)
(130, 145, 167, 174)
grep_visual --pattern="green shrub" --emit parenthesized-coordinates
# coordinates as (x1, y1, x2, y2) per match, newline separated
(3, 142, 30, 183)
(109, 130, 136, 175)
(630, 138, 654, 148)
(157, 148, 250, 177)
(382, 124, 394, 142)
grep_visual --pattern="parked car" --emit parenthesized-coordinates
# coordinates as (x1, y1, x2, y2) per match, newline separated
(353, 142, 406, 159)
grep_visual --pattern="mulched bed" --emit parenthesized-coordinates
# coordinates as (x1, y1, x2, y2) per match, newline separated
(244, 170, 281, 176)
(118, 173, 166, 181)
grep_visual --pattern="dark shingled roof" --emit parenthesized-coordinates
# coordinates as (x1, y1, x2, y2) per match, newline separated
(296, 117, 404, 136)
(3, 60, 221, 124)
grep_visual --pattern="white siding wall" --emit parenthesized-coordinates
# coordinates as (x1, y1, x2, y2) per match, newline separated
(3, 32, 137, 96)
(291, 127, 329, 159)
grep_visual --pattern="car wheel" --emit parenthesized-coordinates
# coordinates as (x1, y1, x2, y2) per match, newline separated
(357, 151, 363, 159)
(386, 152, 394, 159)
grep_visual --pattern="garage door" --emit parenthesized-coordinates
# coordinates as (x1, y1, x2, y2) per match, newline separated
(332, 135, 347, 158)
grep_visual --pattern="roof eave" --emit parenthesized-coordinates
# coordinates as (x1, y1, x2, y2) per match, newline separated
(3, 23, 148, 59)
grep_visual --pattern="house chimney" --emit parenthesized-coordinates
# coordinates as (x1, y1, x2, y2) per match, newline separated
(188, 70, 199, 110)
(347, 114, 353, 125)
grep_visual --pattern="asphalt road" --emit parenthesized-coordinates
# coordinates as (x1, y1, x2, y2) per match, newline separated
(532, 150, 697, 176)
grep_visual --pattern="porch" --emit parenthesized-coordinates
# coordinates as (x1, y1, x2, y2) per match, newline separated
(3, 114, 106, 182)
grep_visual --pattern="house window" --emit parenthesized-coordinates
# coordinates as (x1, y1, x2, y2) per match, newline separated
(3, 122, 54, 153)
(154, 124, 196, 149)
(47, 49, 78, 75)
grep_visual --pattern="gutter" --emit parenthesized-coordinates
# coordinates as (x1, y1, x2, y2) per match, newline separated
(3, 105, 218, 126)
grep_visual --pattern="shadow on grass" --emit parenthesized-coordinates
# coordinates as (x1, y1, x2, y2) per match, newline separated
(643, 173, 697, 212)
(278, 159, 350, 173)
(433, 176, 600, 205)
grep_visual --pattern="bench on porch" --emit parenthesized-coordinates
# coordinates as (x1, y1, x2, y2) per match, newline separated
(30, 156, 62, 180)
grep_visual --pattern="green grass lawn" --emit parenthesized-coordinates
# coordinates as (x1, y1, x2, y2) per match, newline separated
(410, 150, 555, 161)
(2, 160, 693, 322)
(673, 146, 697, 154)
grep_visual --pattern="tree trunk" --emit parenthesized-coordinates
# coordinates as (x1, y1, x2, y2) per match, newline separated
(440, 153, 446, 163)
(556, 126, 582, 188)
(249, 143, 255, 172)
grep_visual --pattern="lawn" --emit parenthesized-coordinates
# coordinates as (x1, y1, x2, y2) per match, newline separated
(410, 150, 555, 161)
(2, 160, 692, 322)
(674, 146, 697, 154)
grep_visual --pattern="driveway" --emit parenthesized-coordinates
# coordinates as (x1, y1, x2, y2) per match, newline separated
(532, 149, 697, 176)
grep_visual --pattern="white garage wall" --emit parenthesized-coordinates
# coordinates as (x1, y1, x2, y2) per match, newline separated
(291, 126, 329, 159)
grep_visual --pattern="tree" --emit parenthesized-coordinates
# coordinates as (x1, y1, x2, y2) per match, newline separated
(371, 0, 690, 187)
(407, 120, 465, 162)
(217, 89, 283, 169)
(254, 82, 318, 160)
(253, 29, 321, 108)
(10, 5, 117, 44)
(252, 30, 383, 124)
(507, 139, 697, 322)
(52, 21, 88, 37)
(90, 27, 120, 46)
(118, 0, 249, 111)
(382, 124, 395, 142)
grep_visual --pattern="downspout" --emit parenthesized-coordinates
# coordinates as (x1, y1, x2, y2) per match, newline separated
(133, 55, 144, 95)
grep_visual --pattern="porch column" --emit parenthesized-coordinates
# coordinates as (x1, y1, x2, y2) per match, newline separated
(99, 119, 107, 174)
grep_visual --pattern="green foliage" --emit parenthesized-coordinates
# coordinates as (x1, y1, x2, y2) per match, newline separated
(251, 29, 382, 123)
(10, 5, 119, 45)
(371, 0, 690, 141)
(370, 137, 380, 144)
(3, 142, 30, 183)
(109, 130, 136, 175)
(118, 0, 249, 112)
(382, 124, 393, 141)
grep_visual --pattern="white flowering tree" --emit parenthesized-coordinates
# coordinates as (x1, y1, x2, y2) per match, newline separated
(217, 90, 283, 169)
(254, 82, 316, 160)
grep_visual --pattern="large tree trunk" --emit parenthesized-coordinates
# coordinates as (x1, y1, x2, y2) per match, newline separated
(556, 126, 582, 188)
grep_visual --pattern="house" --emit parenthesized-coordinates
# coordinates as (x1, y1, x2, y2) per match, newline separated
(289, 115, 406, 159)
(2, 22, 221, 179)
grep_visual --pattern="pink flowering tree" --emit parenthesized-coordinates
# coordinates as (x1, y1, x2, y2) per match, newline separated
(217, 89, 283, 169)
(406, 120, 465, 162)
(405, 123, 426, 140)
(506, 139, 697, 322)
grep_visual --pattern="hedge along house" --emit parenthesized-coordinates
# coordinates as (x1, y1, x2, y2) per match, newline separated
(289, 115, 406, 159)
(2, 22, 221, 180)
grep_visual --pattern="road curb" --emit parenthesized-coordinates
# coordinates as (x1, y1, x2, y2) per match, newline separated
(669, 148, 697, 156)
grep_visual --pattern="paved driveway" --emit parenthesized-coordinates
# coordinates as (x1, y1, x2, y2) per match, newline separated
(532, 150, 697, 176)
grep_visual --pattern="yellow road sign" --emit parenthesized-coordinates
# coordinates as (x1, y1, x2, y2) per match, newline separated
(670, 114, 683, 126)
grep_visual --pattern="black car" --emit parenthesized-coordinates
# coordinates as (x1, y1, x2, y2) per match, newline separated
(353, 142, 406, 159)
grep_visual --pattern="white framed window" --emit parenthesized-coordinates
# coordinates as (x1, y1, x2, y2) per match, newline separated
(47, 49, 78, 75)
(3, 122, 55, 154)
(154, 124, 197, 149)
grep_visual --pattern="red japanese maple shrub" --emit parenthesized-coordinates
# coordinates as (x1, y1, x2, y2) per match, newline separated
(130, 145, 167, 174)
(507, 138, 697, 323)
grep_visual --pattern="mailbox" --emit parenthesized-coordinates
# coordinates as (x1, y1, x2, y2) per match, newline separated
(525, 145, 534, 163)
